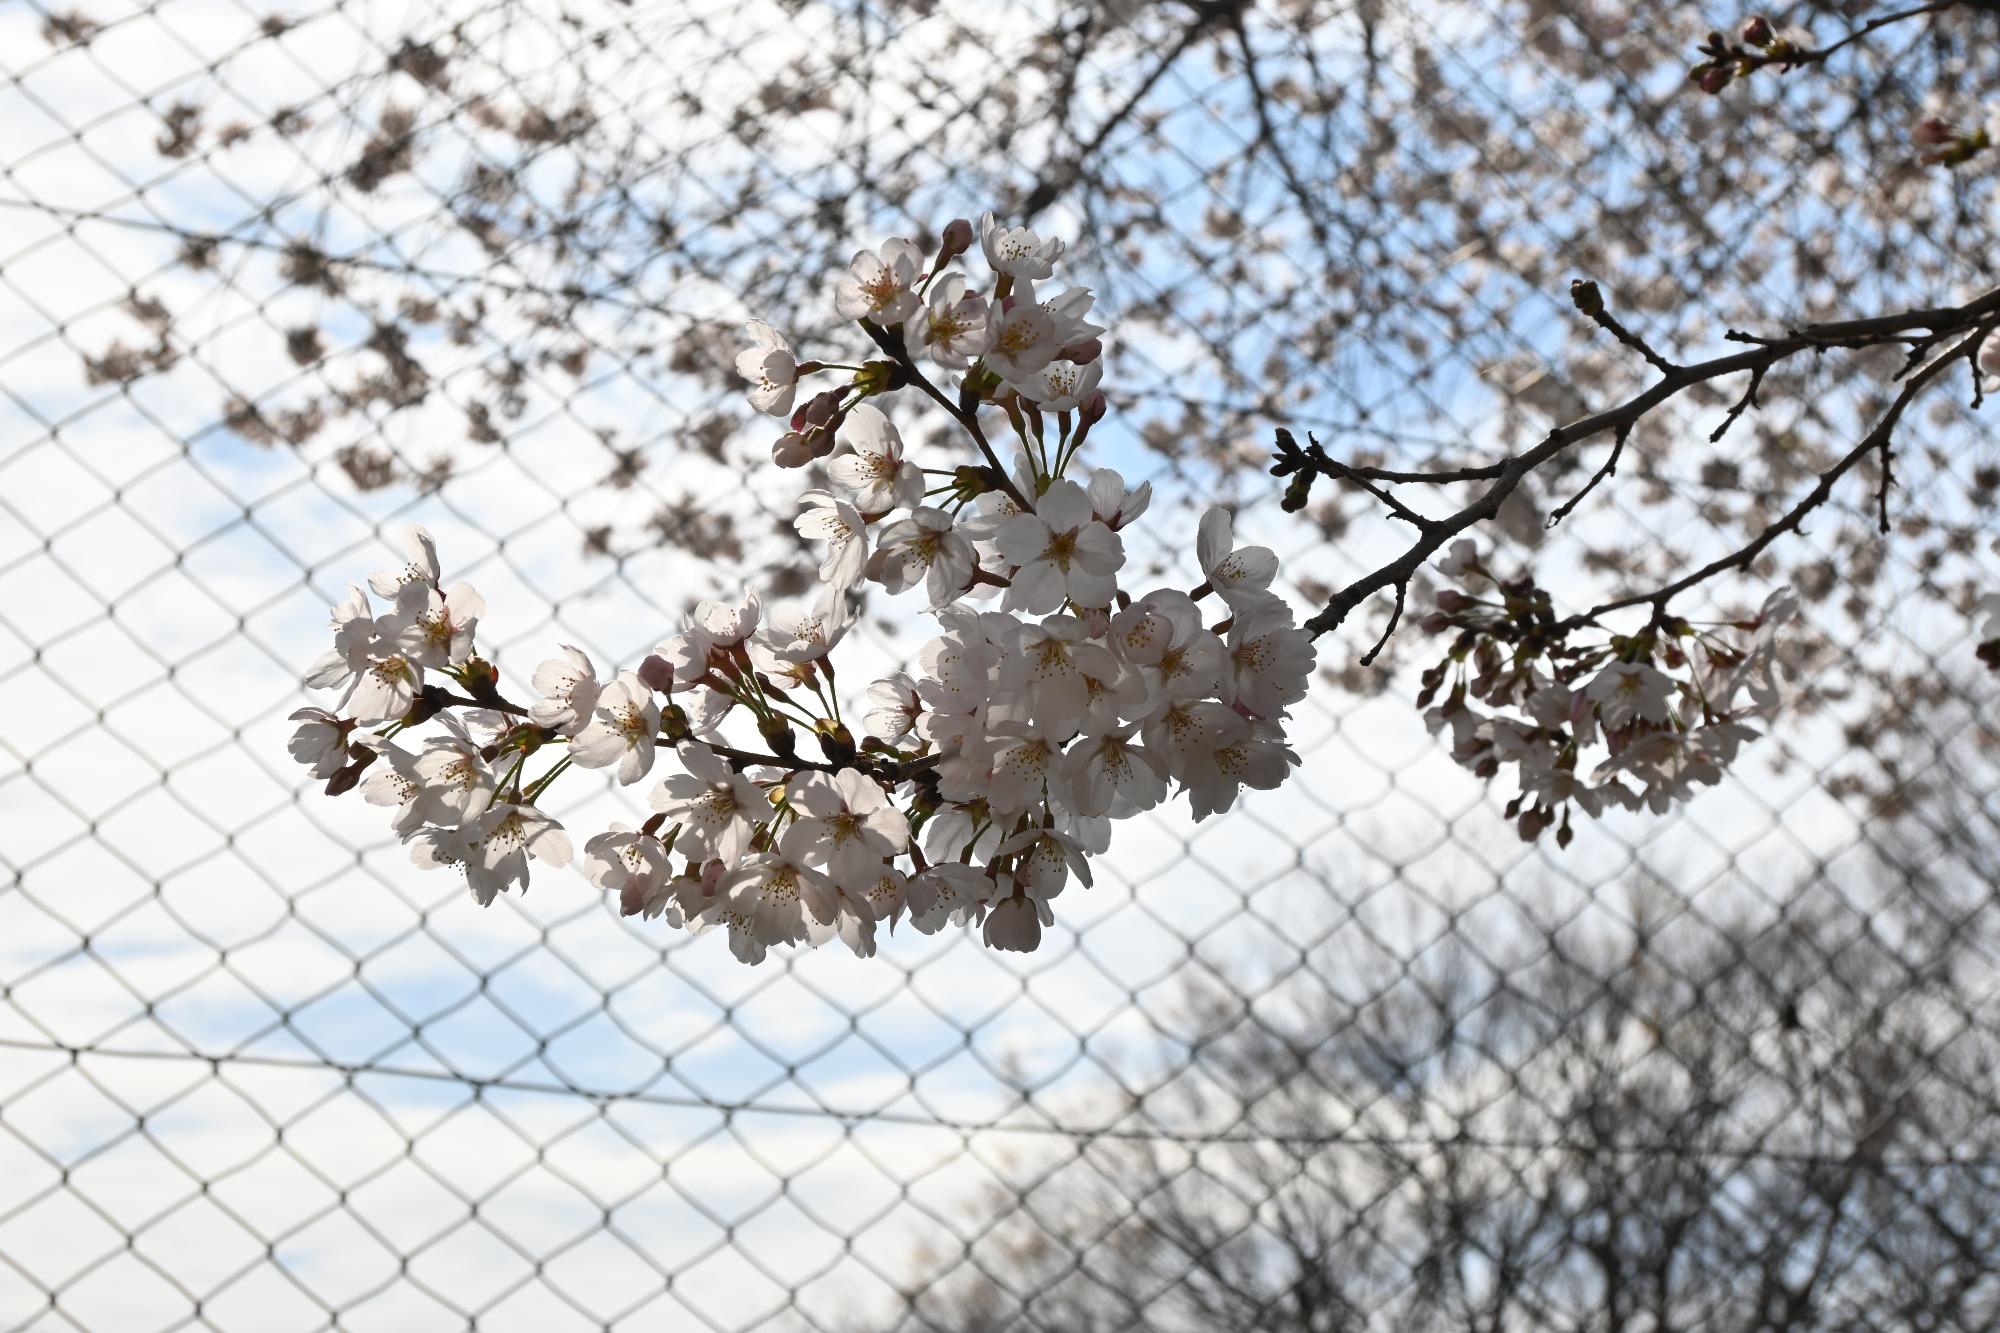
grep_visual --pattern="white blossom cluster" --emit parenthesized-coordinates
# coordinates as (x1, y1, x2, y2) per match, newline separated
(1416, 540, 1796, 845)
(291, 213, 1316, 963)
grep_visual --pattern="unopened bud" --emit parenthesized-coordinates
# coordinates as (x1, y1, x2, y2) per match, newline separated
(791, 387, 842, 433)
(772, 432, 814, 468)
(953, 464, 997, 497)
(937, 217, 974, 265)
(853, 360, 898, 394)
(1281, 473, 1313, 513)
(1696, 64, 1732, 95)
(759, 716, 797, 759)
(1911, 115, 1956, 150)
(1739, 15, 1772, 46)
(815, 719, 856, 766)
(1058, 337, 1101, 364)
(324, 746, 379, 797)
(1078, 390, 1108, 426)
(1435, 589, 1473, 614)
(637, 653, 675, 693)
(661, 704, 691, 743)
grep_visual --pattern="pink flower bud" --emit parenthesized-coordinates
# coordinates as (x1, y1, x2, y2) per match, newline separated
(1698, 65, 1732, 95)
(772, 433, 814, 468)
(1739, 16, 1773, 46)
(790, 387, 842, 433)
(938, 217, 974, 264)
(1912, 115, 1955, 149)
(1079, 390, 1108, 426)
(637, 653, 675, 693)
(1058, 337, 1102, 364)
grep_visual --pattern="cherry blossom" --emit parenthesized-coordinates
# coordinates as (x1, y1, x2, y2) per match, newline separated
(979, 212, 1064, 279)
(1222, 600, 1315, 719)
(868, 506, 977, 608)
(982, 301, 1059, 383)
(759, 588, 854, 662)
(1010, 358, 1101, 411)
(796, 491, 869, 589)
(582, 824, 678, 923)
(981, 890, 1049, 952)
(834, 238, 922, 323)
(827, 404, 921, 513)
(367, 525, 440, 599)
(735, 319, 797, 416)
(570, 672, 660, 784)
(287, 707, 350, 778)
(349, 649, 421, 724)
(292, 213, 1433, 963)
(864, 673, 922, 741)
(1585, 663, 1676, 731)
(996, 479, 1123, 613)
(1195, 506, 1280, 612)
(302, 584, 376, 703)
(707, 851, 835, 965)
(455, 802, 572, 906)
(785, 768, 910, 883)
(1086, 468, 1152, 529)
(650, 742, 767, 865)
(393, 580, 485, 669)
(903, 273, 987, 369)
(1063, 725, 1168, 818)
(1182, 716, 1298, 821)
(528, 646, 600, 735)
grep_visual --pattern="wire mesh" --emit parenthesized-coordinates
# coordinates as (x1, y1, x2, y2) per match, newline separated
(2, 0, 1998, 1329)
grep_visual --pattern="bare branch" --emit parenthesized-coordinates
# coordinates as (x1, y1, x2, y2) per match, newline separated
(1290, 286, 2000, 644)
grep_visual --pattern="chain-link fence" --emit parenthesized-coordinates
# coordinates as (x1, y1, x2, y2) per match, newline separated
(3, 0, 1999, 1329)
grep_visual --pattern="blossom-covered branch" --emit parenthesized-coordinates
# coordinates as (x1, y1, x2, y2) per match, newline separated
(293, 212, 1319, 963)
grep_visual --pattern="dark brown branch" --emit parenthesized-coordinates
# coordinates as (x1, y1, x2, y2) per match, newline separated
(1555, 322, 1995, 629)
(1571, 280, 1677, 374)
(424, 685, 856, 776)
(1544, 422, 1631, 529)
(1295, 286, 2000, 644)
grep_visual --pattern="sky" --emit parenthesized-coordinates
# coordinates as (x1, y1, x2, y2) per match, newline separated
(2, 1, 1993, 1330)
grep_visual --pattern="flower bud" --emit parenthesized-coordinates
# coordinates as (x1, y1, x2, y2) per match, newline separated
(953, 464, 997, 497)
(661, 703, 692, 743)
(1740, 15, 1772, 46)
(1696, 64, 1732, 94)
(637, 653, 675, 693)
(937, 217, 974, 265)
(772, 432, 814, 468)
(1912, 115, 1955, 150)
(758, 715, 797, 758)
(815, 719, 856, 767)
(791, 387, 842, 434)
(324, 746, 379, 797)
(852, 360, 898, 394)
(1078, 390, 1108, 426)
(1058, 337, 1101, 364)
